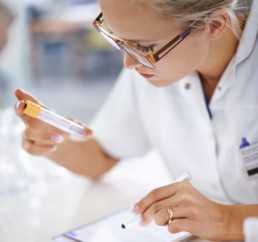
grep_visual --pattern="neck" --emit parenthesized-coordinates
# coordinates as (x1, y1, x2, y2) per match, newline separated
(197, 27, 240, 102)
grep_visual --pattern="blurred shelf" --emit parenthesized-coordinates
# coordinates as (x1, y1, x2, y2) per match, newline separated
(25, 1, 123, 123)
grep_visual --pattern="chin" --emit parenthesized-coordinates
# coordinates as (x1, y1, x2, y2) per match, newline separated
(146, 77, 176, 88)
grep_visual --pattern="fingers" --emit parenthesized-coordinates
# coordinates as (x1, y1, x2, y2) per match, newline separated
(167, 218, 191, 234)
(15, 100, 52, 131)
(14, 88, 47, 121)
(23, 127, 64, 144)
(155, 208, 171, 226)
(15, 100, 29, 122)
(134, 182, 188, 224)
(155, 206, 191, 226)
(14, 89, 43, 123)
(132, 180, 225, 239)
(155, 207, 206, 236)
(15, 88, 41, 104)
(14, 89, 66, 155)
(22, 128, 64, 155)
(14, 89, 92, 156)
(22, 138, 58, 156)
(134, 181, 193, 227)
(135, 183, 177, 212)
(140, 197, 179, 226)
(166, 207, 196, 234)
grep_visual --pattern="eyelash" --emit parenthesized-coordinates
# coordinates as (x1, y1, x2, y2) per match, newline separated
(135, 44, 154, 53)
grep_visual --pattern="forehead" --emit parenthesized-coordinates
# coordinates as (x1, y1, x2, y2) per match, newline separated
(99, 0, 179, 41)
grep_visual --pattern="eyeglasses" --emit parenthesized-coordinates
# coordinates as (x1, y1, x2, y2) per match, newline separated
(92, 12, 192, 69)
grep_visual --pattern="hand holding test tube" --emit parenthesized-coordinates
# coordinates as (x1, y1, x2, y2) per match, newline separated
(22, 100, 91, 139)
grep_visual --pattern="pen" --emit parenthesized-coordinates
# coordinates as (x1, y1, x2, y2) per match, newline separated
(121, 172, 192, 229)
(22, 100, 88, 138)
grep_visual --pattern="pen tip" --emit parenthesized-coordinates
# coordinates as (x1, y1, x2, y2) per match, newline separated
(121, 224, 126, 229)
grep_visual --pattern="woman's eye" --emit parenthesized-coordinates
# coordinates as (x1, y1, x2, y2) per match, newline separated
(135, 44, 154, 53)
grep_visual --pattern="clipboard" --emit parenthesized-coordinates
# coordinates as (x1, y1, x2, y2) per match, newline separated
(53, 208, 193, 242)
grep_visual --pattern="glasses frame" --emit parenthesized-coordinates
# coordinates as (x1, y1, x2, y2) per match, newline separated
(93, 12, 192, 69)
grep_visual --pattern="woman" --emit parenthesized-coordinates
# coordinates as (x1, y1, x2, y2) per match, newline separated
(15, 0, 258, 240)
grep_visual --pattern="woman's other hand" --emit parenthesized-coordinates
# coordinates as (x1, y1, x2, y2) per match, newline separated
(133, 180, 233, 240)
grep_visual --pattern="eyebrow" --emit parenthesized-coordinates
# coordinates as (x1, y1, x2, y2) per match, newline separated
(104, 22, 157, 44)
(122, 37, 157, 44)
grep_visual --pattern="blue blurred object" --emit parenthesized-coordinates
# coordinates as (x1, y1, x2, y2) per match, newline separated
(68, 0, 97, 5)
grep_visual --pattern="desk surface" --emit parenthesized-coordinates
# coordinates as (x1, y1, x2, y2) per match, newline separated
(0, 152, 243, 242)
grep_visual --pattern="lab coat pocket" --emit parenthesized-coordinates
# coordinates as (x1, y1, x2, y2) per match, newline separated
(238, 141, 258, 202)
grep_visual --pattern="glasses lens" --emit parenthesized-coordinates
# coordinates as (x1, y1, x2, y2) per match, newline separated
(94, 18, 154, 68)
(97, 30, 121, 50)
(122, 45, 154, 68)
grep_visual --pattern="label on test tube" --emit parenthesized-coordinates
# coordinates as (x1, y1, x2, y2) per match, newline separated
(23, 100, 87, 138)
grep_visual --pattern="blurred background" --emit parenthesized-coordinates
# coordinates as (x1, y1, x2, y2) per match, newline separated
(0, 0, 123, 123)
(0, 0, 124, 198)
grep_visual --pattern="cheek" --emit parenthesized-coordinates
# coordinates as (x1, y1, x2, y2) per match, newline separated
(155, 38, 208, 82)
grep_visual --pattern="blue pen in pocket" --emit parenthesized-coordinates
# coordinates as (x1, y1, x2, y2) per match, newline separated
(239, 137, 258, 178)
(239, 137, 250, 149)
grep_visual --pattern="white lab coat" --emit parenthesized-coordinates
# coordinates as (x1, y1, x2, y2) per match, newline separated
(91, 1, 258, 204)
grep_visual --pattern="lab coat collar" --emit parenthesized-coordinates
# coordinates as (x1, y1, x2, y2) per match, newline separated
(179, 72, 213, 122)
(236, 0, 258, 64)
(184, 1, 258, 104)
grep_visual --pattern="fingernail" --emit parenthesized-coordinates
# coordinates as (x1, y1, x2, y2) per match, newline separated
(132, 205, 141, 214)
(49, 146, 57, 153)
(15, 100, 22, 109)
(140, 220, 148, 227)
(86, 128, 93, 136)
(51, 134, 64, 143)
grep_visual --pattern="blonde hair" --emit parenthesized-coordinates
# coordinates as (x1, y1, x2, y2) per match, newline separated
(129, 0, 253, 38)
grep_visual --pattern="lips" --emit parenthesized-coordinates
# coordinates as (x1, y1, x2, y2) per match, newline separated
(139, 73, 155, 79)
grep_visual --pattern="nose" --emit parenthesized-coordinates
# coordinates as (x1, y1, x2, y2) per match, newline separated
(123, 52, 142, 70)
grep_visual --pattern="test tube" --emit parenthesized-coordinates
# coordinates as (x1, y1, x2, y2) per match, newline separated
(22, 100, 87, 138)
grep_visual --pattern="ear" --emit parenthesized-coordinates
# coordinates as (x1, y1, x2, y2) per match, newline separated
(205, 9, 229, 39)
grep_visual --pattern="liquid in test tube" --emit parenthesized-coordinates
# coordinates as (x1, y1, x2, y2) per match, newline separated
(22, 100, 88, 138)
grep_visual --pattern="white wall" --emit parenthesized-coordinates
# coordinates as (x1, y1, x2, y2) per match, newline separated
(0, 0, 30, 103)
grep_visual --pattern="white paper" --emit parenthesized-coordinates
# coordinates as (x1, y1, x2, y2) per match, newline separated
(53, 209, 192, 242)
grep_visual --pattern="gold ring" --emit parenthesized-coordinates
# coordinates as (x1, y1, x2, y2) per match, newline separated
(166, 207, 174, 224)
